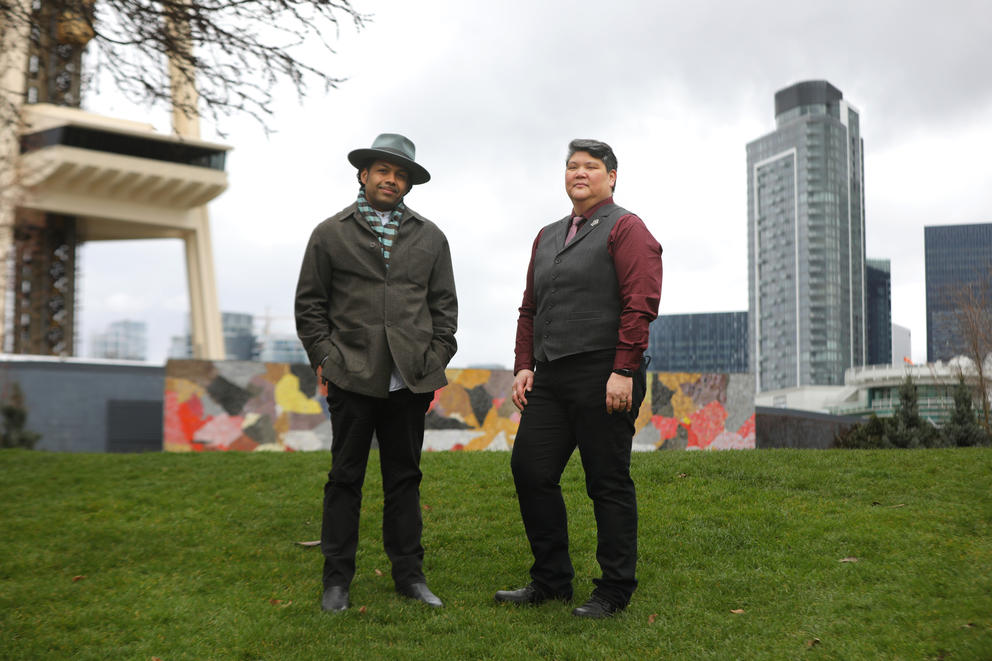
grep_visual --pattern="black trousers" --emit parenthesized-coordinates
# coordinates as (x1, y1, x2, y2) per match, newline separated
(510, 349, 645, 607)
(321, 382, 434, 590)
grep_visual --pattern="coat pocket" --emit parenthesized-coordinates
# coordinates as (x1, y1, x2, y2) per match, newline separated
(330, 328, 368, 373)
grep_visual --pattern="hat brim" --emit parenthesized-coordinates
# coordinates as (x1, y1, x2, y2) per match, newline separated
(348, 148, 431, 185)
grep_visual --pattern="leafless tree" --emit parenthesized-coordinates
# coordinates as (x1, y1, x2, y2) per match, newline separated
(1, 0, 367, 135)
(949, 276, 992, 435)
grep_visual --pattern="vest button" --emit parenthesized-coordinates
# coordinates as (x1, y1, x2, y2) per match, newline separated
(554, 258, 561, 264)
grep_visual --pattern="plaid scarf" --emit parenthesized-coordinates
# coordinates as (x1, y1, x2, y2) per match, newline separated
(357, 187, 405, 266)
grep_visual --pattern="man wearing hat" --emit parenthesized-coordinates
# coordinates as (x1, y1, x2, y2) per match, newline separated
(295, 133, 458, 612)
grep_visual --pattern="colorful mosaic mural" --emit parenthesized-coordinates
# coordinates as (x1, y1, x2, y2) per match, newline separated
(164, 360, 755, 452)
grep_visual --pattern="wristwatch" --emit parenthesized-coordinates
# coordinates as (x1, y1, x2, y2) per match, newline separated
(612, 368, 634, 377)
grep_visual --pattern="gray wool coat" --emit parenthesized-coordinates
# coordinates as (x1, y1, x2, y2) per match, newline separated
(294, 202, 458, 398)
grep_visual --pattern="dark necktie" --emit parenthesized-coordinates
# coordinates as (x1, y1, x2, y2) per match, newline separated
(564, 216, 585, 245)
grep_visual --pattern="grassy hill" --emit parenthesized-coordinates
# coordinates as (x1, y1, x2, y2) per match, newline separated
(1, 448, 990, 660)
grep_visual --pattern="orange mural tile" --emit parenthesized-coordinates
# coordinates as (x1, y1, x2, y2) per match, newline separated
(436, 383, 479, 428)
(262, 362, 289, 384)
(453, 368, 492, 389)
(273, 411, 290, 440)
(228, 434, 259, 452)
(166, 377, 203, 405)
(634, 385, 652, 434)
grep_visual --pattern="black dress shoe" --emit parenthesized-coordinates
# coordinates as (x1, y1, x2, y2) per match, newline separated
(321, 585, 350, 612)
(397, 582, 444, 608)
(572, 594, 623, 619)
(494, 583, 572, 605)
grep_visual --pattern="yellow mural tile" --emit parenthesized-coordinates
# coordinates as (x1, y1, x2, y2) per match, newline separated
(166, 377, 203, 405)
(275, 373, 322, 414)
(634, 378, 652, 433)
(658, 373, 701, 421)
(465, 406, 519, 450)
(164, 441, 193, 453)
(453, 368, 493, 389)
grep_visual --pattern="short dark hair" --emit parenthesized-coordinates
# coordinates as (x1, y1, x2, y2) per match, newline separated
(567, 139, 617, 173)
(567, 139, 617, 190)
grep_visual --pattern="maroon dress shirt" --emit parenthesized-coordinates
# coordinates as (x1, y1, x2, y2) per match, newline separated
(514, 197, 663, 374)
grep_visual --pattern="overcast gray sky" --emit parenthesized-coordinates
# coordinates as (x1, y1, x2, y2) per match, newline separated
(79, 0, 992, 367)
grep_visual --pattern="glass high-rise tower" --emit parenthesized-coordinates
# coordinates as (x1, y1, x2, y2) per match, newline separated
(866, 258, 892, 366)
(746, 80, 866, 391)
(924, 223, 992, 362)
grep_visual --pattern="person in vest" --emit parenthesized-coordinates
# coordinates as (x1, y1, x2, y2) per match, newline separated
(295, 133, 458, 612)
(496, 139, 662, 618)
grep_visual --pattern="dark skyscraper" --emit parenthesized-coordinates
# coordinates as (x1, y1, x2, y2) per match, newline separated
(866, 259, 892, 365)
(924, 223, 992, 362)
(747, 80, 866, 391)
(646, 312, 748, 373)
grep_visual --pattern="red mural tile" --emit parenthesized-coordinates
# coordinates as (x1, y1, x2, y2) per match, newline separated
(652, 415, 680, 440)
(178, 395, 209, 440)
(737, 414, 756, 439)
(686, 401, 728, 449)
(163, 390, 190, 448)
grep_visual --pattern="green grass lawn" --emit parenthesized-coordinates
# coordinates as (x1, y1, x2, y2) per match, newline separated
(1, 448, 990, 660)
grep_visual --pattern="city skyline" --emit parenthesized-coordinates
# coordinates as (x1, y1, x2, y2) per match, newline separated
(69, 1, 992, 368)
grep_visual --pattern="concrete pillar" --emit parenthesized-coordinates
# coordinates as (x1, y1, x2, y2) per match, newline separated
(183, 206, 224, 359)
(167, 3, 224, 360)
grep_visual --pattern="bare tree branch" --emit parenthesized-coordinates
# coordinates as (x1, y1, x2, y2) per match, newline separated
(1, 0, 368, 134)
(948, 276, 992, 435)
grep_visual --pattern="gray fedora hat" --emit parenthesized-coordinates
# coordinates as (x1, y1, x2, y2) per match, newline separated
(347, 133, 431, 185)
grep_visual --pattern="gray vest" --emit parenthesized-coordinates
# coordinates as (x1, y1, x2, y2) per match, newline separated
(533, 203, 628, 363)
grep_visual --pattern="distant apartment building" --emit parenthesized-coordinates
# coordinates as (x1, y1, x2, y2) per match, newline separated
(866, 258, 892, 365)
(258, 333, 308, 364)
(90, 319, 147, 361)
(891, 324, 911, 365)
(169, 312, 257, 360)
(221, 312, 256, 360)
(646, 312, 748, 373)
(924, 223, 992, 362)
(747, 80, 866, 391)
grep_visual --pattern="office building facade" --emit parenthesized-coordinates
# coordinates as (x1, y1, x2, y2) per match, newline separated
(747, 80, 866, 391)
(866, 258, 892, 366)
(924, 223, 992, 362)
(646, 312, 748, 373)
